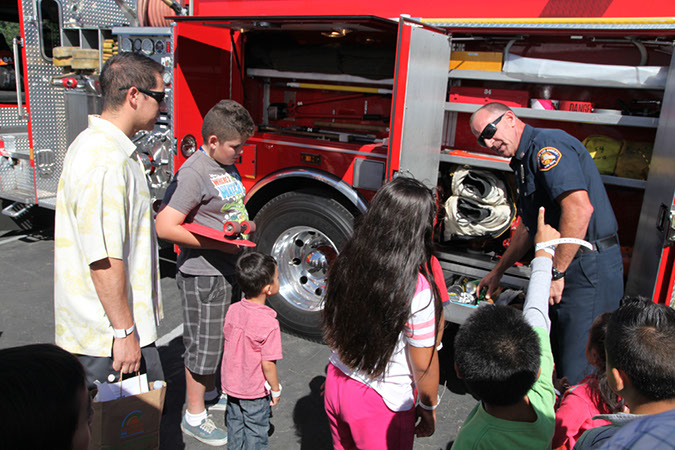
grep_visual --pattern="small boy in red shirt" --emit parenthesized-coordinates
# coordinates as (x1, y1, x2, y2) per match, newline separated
(222, 252, 282, 449)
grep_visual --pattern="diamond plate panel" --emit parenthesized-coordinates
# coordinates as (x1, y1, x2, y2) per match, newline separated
(13, 134, 33, 193)
(21, 0, 70, 206)
(18, 0, 134, 208)
(0, 107, 29, 127)
(0, 87, 32, 202)
(62, 0, 134, 29)
(0, 132, 34, 203)
(12, 1, 174, 208)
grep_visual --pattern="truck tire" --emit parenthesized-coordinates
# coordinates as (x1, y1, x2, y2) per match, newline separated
(253, 192, 354, 340)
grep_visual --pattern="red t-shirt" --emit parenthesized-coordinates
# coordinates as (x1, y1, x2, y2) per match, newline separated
(221, 299, 283, 399)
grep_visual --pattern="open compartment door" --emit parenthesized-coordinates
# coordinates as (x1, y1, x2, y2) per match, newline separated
(626, 51, 675, 305)
(171, 15, 398, 170)
(173, 20, 240, 168)
(387, 18, 450, 188)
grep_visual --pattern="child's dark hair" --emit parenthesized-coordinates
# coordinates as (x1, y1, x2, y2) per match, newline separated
(202, 99, 256, 143)
(587, 312, 622, 412)
(454, 305, 540, 406)
(0, 344, 88, 449)
(606, 296, 675, 401)
(323, 177, 441, 378)
(236, 252, 277, 298)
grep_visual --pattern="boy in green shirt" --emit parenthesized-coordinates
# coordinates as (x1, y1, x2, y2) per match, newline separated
(453, 208, 557, 449)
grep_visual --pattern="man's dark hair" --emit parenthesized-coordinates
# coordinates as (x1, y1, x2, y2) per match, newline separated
(99, 52, 164, 111)
(202, 99, 256, 143)
(606, 296, 675, 401)
(0, 344, 88, 449)
(236, 252, 277, 298)
(454, 305, 541, 406)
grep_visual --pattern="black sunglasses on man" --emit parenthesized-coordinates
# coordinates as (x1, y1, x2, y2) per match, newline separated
(477, 113, 505, 147)
(119, 86, 166, 103)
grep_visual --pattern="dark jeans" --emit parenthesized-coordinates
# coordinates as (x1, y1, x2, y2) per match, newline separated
(226, 395, 270, 450)
(550, 244, 623, 385)
(78, 343, 164, 390)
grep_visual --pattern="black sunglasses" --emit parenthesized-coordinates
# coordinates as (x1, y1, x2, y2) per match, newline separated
(119, 86, 165, 103)
(477, 113, 505, 147)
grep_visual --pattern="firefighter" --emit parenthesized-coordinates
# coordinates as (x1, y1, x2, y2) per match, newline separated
(473, 102, 623, 385)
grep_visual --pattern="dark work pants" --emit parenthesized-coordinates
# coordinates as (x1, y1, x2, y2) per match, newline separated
(78, 343, 164, 390)
(550, 244, 623, 385)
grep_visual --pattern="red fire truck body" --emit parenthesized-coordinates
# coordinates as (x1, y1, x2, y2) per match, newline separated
(169, 1, 675, 338)
(4, 0, 675, 338)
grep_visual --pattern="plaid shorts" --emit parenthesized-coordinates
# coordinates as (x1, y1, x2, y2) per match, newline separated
(177, 271, 238, 375)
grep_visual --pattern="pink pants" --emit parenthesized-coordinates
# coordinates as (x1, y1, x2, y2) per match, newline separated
(324, 363, 415, 450)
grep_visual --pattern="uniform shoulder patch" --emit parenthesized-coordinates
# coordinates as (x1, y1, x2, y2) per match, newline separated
(537, 147, 562, 171)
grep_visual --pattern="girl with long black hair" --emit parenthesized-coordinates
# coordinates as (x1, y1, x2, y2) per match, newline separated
(323, 177, 443, 449)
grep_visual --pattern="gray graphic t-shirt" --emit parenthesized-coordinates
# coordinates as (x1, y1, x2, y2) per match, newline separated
(162, 149, 248, 276)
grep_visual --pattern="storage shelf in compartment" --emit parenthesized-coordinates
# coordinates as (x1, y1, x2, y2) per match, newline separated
(435, 250, 530, 288)
(440, 151, 647, 189)
(440, 150, 512, 171)
(601, 175, 646, 189)
(246, 68, 394, 86)
(444, 102, 659, 128)
(448, 69, 666, 90)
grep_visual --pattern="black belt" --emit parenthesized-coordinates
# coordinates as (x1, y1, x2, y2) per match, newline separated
(577, 234, 619, 256)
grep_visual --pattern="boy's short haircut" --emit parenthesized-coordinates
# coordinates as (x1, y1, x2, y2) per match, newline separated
(236, 252, 277, 299)
(202, 99, 256, 143)
(606, 296, 675, 401)
(455, 305, 541, 406)
(100, 52, 164, 111)
(0, 344, 87, 449)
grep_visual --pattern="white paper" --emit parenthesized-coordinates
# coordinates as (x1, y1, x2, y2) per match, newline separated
(94, 374, 149, 402)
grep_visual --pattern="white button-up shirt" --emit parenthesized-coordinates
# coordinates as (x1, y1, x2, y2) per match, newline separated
(55, 115, 162, 357)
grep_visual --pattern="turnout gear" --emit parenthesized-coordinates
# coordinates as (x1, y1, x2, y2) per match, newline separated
(443, 167, 514, 240)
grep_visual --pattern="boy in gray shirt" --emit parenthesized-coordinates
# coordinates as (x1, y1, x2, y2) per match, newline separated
(156, 100, 255, 446)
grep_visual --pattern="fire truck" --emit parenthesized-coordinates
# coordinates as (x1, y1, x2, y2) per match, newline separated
(4, 0, 675, 339)
(169, 0, 675, 338)
(0, 0, 178, 224)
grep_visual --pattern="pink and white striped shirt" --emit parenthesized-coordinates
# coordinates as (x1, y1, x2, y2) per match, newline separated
(329, 273, 437, 411)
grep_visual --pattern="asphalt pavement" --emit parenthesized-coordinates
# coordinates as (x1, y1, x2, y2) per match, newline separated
(0, 220, 476, 450)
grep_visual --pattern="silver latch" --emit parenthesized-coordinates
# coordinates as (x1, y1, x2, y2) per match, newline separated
(35, 149, 55, 177)
(658, 203, 675, 245)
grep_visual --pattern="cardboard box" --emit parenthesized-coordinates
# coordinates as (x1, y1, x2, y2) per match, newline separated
(450, 51, 503, 71)
(448, 87, 529, 108)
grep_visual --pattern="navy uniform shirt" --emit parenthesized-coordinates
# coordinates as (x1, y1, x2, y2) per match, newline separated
(510, 125, 618, 242)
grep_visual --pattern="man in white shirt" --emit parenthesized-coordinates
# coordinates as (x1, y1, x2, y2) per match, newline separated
(54, 52, 165, 386)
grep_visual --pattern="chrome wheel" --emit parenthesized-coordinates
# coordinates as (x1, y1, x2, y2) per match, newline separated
(271, 226, 338, 312)
(253, 191, 354, 338)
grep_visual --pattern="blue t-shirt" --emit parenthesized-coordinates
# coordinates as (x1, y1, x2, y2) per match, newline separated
(509, 125, 618, 243)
